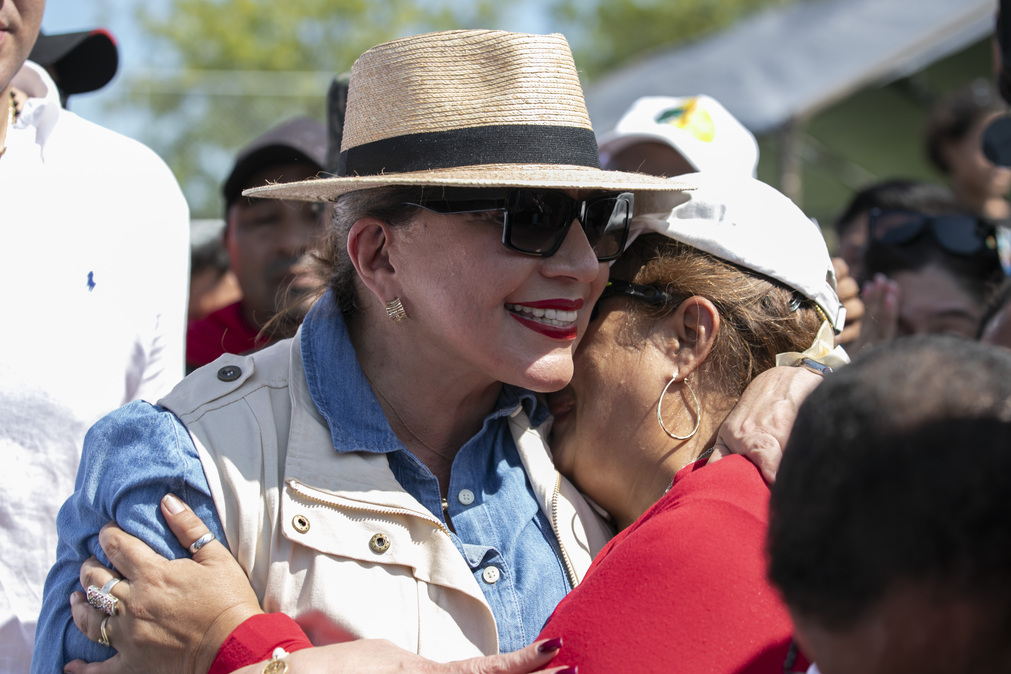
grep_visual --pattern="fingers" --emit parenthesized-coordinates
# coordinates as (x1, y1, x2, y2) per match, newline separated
(706, 445, 729, 465)
(448, 638, 567, 674)
(715, 366, 821, 485)
(160, 493, 227, 561)
(716, 433, 780, 485)
(97, 523, 166, 581)
(79, 556, 115, 591)
(63, 653, 123, 674)
(833, 258, 860, 304)
(70, 591, 110, 646)
(80, 556, 128, 609)
(852, 274, 900, 353)
(876, 277, 900, 342)
(832, 256, 864, 344)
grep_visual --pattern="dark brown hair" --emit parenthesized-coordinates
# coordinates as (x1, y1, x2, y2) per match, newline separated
(611, 233, 824, 399)
(263, 186, 424, 340)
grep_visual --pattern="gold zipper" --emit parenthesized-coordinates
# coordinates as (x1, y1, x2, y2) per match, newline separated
(550, 473, 579, 589)
(287, 479, 452, 536)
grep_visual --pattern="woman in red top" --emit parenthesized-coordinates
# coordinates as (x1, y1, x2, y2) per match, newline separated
(535, 173, 843, 674)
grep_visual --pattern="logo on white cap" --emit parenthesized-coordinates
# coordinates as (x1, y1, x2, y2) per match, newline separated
(655, 98, 715, 143)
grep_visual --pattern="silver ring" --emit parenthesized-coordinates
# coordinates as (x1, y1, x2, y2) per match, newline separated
(188, 532, 215, 555)
(99, 616, 111, 647)
(86, 578, 121, 616)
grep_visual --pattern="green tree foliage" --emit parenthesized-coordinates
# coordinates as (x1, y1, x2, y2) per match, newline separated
(124, 0, 795, 216)
(129, 0, 505, 216)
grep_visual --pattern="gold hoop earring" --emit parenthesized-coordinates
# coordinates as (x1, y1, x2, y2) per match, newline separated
(385, 297, 408, 323)
(657, 372, 700, 440)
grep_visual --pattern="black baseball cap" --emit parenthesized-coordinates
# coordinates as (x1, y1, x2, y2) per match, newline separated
(29, 29, 119, 95)
(223, 116, 327, 208)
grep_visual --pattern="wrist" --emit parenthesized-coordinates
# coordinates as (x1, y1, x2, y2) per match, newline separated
(206, 612, 312, 674)
(201, 606, 265, 674)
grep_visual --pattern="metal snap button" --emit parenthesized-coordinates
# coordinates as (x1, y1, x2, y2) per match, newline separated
(217, 365, 241, 382)
(369, 533, 391, 554)
(481, 566, 501, 584)
(292, 514, 310, 533)
(458, 489, 475, 506)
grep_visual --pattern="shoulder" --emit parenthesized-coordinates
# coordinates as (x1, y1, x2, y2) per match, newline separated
(54, 112, 171, 174)
(165, 339, 296, 422)
(598, 456, 770, 573)
(664, 454, 770, 520)
(85, 399, 189, 448)
(47, 111, 188, 216)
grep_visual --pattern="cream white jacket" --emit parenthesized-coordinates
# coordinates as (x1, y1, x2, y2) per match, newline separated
(160, 328, 613, 660)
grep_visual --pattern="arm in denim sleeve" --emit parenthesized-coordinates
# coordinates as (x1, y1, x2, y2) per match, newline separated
(30, 400, 228, 673)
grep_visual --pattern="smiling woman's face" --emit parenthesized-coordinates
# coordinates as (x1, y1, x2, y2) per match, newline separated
(388, 190, 611, 394)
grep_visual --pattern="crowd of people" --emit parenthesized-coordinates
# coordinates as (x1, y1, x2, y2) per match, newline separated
(4, 3, 1011, 674)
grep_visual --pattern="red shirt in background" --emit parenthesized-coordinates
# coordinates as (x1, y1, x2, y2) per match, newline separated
(186, 300, 264, 371)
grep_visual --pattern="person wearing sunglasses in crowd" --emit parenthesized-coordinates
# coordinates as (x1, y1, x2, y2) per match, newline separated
(59, 175, 845, 674)
(35, 30, 837, 674)
(849, 201, 1005, 353)
(831, 178, 965, 286)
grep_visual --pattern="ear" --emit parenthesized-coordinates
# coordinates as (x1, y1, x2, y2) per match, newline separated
(347, 216, 399, 306)
(659, 296, 720, 379)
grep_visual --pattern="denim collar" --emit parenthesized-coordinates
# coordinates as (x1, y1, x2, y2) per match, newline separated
(300, 292, 549, 455)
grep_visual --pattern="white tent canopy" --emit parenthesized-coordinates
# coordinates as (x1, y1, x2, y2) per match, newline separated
(585, 0, 994, 138)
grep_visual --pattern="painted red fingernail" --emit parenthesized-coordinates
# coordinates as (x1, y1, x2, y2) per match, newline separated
(538, 637, 563, 653)
(554, 667, 578, 674)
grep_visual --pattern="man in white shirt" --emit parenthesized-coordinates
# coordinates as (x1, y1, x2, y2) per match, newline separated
(0, 3, 189, 671)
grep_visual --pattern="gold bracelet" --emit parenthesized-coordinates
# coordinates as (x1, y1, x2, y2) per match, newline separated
(262, 647, 290, 674)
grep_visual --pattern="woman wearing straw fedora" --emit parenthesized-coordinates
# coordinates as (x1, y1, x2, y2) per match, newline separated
(37, 29, 834, 674)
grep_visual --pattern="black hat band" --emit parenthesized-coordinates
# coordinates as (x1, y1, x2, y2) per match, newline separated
(337, 124, 601, 177)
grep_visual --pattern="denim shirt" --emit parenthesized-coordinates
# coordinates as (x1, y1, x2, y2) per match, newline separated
(32, 296, 569, 672)
(301, 298, 570, 651)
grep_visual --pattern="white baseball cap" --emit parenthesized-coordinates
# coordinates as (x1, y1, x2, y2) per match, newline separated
(629, 173, 845, 332)
(598, 95, 759, 178)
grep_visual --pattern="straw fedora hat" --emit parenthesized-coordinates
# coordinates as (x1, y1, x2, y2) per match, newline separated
(244, 30, 690, 202)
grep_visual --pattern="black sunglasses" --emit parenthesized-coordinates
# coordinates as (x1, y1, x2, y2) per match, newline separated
(406, 188, 634, 262)
(589, 279, 680, 321)
(868, 208, 997, 257)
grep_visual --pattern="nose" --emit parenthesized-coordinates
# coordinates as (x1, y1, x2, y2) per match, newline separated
(541, 217, 606, 283)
